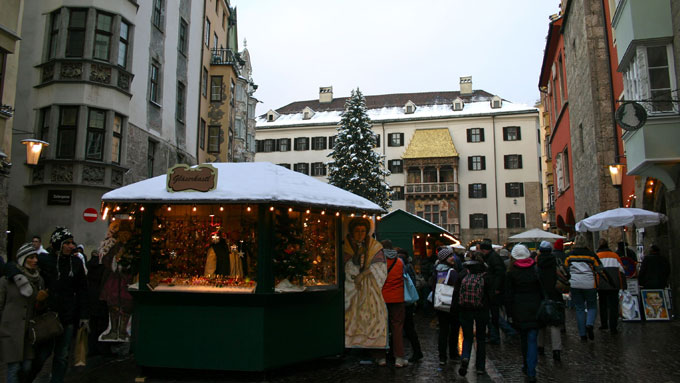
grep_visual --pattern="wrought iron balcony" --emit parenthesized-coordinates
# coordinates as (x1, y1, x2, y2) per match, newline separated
(405, 182, 459, 196)
(210, 48, 238, 65)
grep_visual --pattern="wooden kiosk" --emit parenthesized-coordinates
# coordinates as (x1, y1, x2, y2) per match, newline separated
(100, 163, 384, 371)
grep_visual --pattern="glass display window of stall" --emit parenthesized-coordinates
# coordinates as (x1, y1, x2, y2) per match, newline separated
(273, 207, 337, 292)
(149, 204, 258, 293)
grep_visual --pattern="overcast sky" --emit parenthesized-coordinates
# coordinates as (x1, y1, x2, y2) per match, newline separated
(231, 0, 561, 116)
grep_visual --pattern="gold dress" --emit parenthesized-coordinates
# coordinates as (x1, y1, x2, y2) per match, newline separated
(343, 236, 388, 348)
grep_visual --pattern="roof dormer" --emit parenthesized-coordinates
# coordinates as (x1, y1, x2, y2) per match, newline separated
(302, 106, 315, 120)
(266, 109, 280, 122)
(452, 97, 464, 111)
(490, 95, 502, 109)
(404, 100, 417, 114)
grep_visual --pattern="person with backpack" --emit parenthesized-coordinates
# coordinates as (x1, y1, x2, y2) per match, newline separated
(564, 233, 601, 341)
(396, 248, 423, 363)
(535, 241, 563, 362)
(431, 246, 460, 366)
(505, 244, 543, 383)
(455, 251, 492, 377)
(596, 239, 626, 334)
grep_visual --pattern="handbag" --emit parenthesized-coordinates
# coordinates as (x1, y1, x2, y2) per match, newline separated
(534, 267, 564, 326)
(28, 311, 64, 345)
(434, 269, 454, 312)
(594, 266, 617, 291)
(403, 272, 419, 305)
(555, 263, 570, 293)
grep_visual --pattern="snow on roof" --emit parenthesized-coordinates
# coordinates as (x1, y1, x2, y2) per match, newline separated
(257, 100, 537, 128)
(102, 162, 385, 213)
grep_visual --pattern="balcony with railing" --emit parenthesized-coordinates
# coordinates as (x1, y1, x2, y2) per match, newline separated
(405, 182, 459, 196)
(210, 48, 238, 65)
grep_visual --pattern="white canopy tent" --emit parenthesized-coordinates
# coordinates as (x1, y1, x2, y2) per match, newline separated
(508, 228, 566, 242)
(575, 208, 667, 232)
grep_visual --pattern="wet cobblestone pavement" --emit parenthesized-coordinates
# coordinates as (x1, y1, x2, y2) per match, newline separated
(37, 308, 680, 382)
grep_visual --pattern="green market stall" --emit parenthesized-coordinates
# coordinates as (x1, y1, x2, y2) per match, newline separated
(376, 208, 459, 261)
(100, 162, 384, 371)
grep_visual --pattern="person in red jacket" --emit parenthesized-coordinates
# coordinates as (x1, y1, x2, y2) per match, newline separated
(378, 240, 407, 367)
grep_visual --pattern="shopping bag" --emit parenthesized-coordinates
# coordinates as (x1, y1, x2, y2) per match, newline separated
(403, 272, 419, 304)
(28, 311, 63, 345)
(74, 326, 89, 366)
(433, 283, 454, 311)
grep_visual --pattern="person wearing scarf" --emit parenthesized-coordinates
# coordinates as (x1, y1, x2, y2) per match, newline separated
(0, 243, 47, 383)
(505, 244, 543, 383)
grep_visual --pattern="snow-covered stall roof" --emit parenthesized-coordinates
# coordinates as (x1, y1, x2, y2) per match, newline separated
(102, 162, 385, 213)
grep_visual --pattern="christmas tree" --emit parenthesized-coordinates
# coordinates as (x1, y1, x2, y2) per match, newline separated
(327, 88, 392, 210)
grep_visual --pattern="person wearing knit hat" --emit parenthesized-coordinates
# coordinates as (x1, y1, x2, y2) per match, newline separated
(0, 242, 46, 383)
(552, 238, 566, 264)
(505, 244, 543, 382)
(536, 241, 564, 362)
(479, 239, 506, 345)
(25, 226, 89, 383)
(11, 243, 39, 297)
(432, 245, 462, 366)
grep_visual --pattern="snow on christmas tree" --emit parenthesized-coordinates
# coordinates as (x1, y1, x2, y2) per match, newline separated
(327, 88, 392, 210)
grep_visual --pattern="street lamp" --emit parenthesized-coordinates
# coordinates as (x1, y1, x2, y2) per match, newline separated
(20, 139, 49, 165)
(608, 164, 624, 187)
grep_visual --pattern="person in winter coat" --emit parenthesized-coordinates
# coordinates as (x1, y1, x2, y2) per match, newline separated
(378, 240, 407, 367)
(479, 240, 506, 345)
(638, 245, 671, 289)
(596, 239, 626, 334)
(456, 252, 493, 377)
(396, 247, 423, 363)
(535, 241, 563, 362)
(0, 243, 48, 383)
(28, 227, 89, 383)
(505, 244, 543, 383)
(564, 233, 601, 341)
(552, 239, 567, 265)
(431, 246, 460, 366)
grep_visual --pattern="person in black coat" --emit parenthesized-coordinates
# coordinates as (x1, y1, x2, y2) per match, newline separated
(455, 252, 493, 377)
(479, 240, 505, 344)
(639, 245, 670, 289)
(505, 244, 543, 383)
(397, 247, 424, 363)
(28, 226, 89, 383)
(535, 241, 563, 362)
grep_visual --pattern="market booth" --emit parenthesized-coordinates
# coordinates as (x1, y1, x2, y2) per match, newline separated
(100, 163, 384, 371)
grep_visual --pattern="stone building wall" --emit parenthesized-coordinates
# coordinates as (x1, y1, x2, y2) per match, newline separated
(562, 0, 620, 229)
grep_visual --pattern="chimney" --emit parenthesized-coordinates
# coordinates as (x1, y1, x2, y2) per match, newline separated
(459, 76, 472, 95)
(319, 86, 333, 103)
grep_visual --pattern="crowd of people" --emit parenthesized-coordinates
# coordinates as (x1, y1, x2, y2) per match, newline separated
(1, 219, 671, 382)
(0, 227, 129, 383)
(342, 219, 672, 383)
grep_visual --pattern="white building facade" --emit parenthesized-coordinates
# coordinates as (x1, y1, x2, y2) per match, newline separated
(255, 78, 542, 245)
(8, 0, 203, 253)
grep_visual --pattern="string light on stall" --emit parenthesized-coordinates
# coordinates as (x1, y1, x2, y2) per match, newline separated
(306, 209, 311, 214)
(220, 205, 224, 212)
(321, 210, 325, 215)
(289, 207, 293, 212)
(192, 205, 197, 212)
(247, 206, 252, 212)
(167, 206, 172, 212)
(140, 205, 145, 212)
(335, 212, 340, 217)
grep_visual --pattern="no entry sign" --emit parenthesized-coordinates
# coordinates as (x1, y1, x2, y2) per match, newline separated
(83, 208, 98, 222)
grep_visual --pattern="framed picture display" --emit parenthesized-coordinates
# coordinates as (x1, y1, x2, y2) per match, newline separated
(664, 288, 673, 311)
(620, 292, 642, 321)
(641, 289, 671, 321)
(626, 278, 639, 296)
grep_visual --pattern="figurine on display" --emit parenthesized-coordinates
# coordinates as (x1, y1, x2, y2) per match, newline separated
(98, 222, 134, 343)
(229, 243, 244, 278)
(205, 231, 229, 276)
(343, 217, 388, 350)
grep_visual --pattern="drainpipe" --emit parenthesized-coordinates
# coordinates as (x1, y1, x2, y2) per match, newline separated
(196, 0, 207, 163)
(492, 115, 500, 244)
